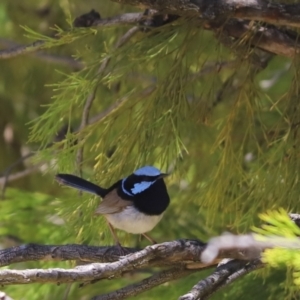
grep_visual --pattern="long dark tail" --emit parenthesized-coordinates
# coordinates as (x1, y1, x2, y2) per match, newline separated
(55, 174, 107, 197)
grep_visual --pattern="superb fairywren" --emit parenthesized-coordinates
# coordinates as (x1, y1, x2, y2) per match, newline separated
(55, 166, 170, 252)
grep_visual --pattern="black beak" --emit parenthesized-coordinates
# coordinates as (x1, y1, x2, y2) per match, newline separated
(159, 173, 169, 179)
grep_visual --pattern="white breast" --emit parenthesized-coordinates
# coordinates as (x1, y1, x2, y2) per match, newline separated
(104, 206, 163, 234)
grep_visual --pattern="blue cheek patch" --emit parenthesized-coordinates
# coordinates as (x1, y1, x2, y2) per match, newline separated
(131, 181, 154, 194)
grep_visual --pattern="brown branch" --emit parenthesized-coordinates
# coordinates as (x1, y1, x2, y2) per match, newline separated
(179, 260, 251, 300)
(0, 240, 208, 285)
(0, 240, 215, 268)
(0, 164, 43, 187)
(214, 19, 300, 58)
(0, 38, 83, 69)
(93, 266, 196, 300)
(0, 152, 36, 199)
(0, 237, 271, 286)
(112, 0, 300, 29)
(109, 1, 300, 58)
(0, 243, 131, 267)
(0, 233, 297, 298)
(1, 4, 299, 63)
(202, 259, 263, 300)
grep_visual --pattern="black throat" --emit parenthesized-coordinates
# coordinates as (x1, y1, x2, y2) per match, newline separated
(115, 178, 170, 216)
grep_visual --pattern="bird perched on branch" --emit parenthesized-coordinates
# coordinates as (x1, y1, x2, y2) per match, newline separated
(55, 166, 170, 253)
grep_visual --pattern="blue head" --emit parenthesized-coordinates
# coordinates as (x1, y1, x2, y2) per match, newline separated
(121, 166, 168, 196)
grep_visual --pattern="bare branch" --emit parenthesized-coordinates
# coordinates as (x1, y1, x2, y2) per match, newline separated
(0, 38, 83, 69)
(0, 244, 122, 267)
(214, 19, 300, 58)
(0, 240, 208, 285)
(112, 0, 300, 29)
(93, 266, 196, 300)
(0, 233, 297, 298)
(0, 152, 35, 199)
(0, 164, 43, 189)
(179, 260, 251, 300)
(203, 259, 263, 299)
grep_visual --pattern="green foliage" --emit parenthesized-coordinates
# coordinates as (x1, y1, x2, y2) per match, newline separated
(1, 0, 300, 299)
(251, 209, 300, 297)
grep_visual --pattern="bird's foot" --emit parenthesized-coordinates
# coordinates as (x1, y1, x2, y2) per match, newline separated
(116, 243, 131, 256)
(142, 233, 157, 244)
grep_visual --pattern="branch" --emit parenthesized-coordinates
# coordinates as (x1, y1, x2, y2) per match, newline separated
(0, 152, 36, 199)
(214, 19, 300, 58)
(203, 259, 263, 299)
(179, 259, 263, 300)
(0, 233, 298, 298)
(0, 243, 136, 267)
(0, 38, 83, 69)
(0, 13, 143, 59)
(179, 260, 247, 300)
(0, 240, 209, 285)
(93, 266, 196, 300)
(112, 0, 300, 29)
(76, 26, 139, 173)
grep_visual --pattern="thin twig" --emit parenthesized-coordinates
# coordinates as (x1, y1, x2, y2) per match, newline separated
(0, 13, 143, 59)
(0, 59, 238, 195)
(88, 85, 156, 125)
(76, 26, 139, 174)
(0, 38, 83, 69)
(0, 164, 43, 188)
(0, 153, 35, 199)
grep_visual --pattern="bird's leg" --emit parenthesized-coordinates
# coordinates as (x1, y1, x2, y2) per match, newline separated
(142, 233, 157, 244)
(106, 221, 129, 256)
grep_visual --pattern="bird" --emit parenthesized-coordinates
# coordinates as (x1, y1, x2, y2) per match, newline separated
(55, 166, 170, 253)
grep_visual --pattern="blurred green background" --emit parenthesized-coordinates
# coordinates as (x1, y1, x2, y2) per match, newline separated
(0, 0, 299, 299)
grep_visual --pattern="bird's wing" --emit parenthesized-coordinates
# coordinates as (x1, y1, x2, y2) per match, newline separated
(95, 189, 132, 215)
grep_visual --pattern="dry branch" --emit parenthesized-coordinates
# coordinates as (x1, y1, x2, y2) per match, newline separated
(0, 232, 299, 298)
(112, 0, 300, 29)
(93, 266, 196, 300)
(0, 237, 265, 285)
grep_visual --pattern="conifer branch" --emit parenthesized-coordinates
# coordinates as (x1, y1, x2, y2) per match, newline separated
(0, 38, 83, 69)
(76, 26, 139, 173)
(214, 19, 300, 58)
(0, 13, 143, 59)
(111, 0, 300, 58)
